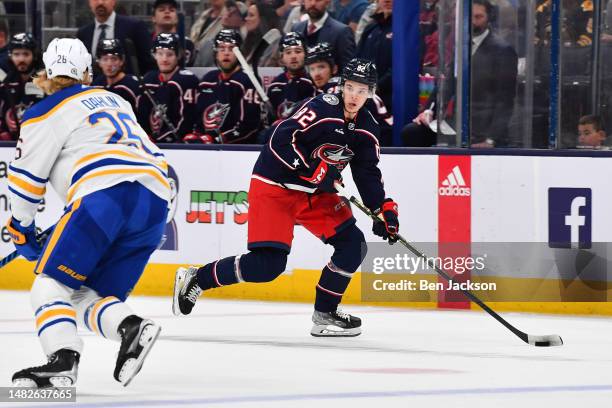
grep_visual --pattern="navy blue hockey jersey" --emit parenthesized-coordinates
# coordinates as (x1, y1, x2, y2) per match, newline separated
(0, 72, 44, 140)
(91, 73, 141, 113)
(321, 78, 393, 145)
(253, 93, 386, 212)
(137, 68, 199, 143)
(267, 70, 317, 121)
(196, 69, 261, 144)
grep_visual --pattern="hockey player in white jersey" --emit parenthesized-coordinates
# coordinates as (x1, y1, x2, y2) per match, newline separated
(6, 38, 171, 388)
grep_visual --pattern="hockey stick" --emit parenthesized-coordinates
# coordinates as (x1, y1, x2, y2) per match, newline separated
(251, 28, 281, 83)
(0, 225, 54, 268)
(232, 44, 275, 116)
(334, 183, 563, 347)
(123, 38, 180, 141)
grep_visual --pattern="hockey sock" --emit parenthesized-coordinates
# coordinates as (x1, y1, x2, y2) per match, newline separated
(31, 274, 83, 356)
(82, 297, 133, 342)
(315, 262, 354, 312)
(196, 248, 288, 289)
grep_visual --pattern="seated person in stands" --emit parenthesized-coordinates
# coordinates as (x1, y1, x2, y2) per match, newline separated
(577, 114, 608, 148)
(91, 39, 140, 113)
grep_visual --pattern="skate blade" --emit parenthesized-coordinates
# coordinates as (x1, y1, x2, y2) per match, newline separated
(12, 378, 37, 388)
(310, 324, 361, 337)
(12, 376, 74, 388)
(172, 267, 188, 316)
(50, 376, 74, 387)
(119, 324, 161, 387)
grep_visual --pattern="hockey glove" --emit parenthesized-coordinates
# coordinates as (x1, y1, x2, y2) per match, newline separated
(6, 217, 43, 261)
(298, 158, 342, 193)
(372, 198, 399, 244)
(182, 133, 216, 144)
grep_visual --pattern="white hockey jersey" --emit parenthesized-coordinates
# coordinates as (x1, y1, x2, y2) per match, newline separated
(8, 84, 171, 226)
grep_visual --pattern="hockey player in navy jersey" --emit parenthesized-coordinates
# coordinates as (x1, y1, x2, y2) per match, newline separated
(0, 33, 44, 140)
(173, 59, 400, 337)
(306, 42, 394, 145)
(137, 33, 198, 143)
(188, 29, 261, 144)
(7, 38, 170, 388)
(266, 32, 316, 122)
(91, 39, 141, 113)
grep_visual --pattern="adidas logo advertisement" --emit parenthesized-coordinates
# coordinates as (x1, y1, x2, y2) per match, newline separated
(439, 165, 471, 196)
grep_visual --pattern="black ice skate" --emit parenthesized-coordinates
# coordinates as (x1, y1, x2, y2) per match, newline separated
(172, 266, 202, 316)
(311, 309, 362, 337)
(12, 348, 79, 388)
(114, 315, 161, 387)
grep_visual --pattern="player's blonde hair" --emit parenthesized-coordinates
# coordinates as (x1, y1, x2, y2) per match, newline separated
(32, 70, 92, 95)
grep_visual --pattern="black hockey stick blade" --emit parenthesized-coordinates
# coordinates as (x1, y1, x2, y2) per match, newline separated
(333, 183, 564, 347)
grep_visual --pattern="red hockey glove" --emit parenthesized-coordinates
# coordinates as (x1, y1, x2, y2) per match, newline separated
(372, 198, 399, 244)
(182, 133, 216, 144)
(298, 158, 342, 193)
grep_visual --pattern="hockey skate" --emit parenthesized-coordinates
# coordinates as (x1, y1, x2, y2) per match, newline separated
(172, 266, 202, 316)
(12, 348, 79, 388)
(114, 315, 161, 387)
(311, 309, 362, 337)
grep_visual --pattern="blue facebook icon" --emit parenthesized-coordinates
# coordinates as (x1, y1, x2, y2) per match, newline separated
(548, 188, 592, 249)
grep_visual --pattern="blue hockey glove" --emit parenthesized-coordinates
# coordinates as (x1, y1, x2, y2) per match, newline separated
(372, 198, 399, 244)
(298, 158, 342, 193)
(6, 217, 43, 261)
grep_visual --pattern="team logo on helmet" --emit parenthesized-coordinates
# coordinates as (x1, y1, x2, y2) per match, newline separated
(312, 144, 355, 170)
(322, 94, 339, 105)
(203, 102, 231, 131)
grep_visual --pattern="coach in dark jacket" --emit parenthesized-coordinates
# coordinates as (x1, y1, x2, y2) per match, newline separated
(292, 0, 355, 70)
(78, 0, 153, 75)
(470, 0, 517, 147)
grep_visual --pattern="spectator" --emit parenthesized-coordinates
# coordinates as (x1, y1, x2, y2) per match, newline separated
(190, 0, 226, 63)
(138, 33, 199, 143)
(0, 19, 9, 74)
(151, 0, 196, 66)
(193, 29, 262, 144)
(91, 39, 141, 113)
(331, 0, 370, 32)
(0, 33, 43, 140)
(357, 0, 392, 110)
(577, 115, 607, 148)
(77, 0, 153, 76)
(355, 1, 377, 44)
(292, 0, 356, 70)
(243, 0, 282, 67)
(470, 0, 517, 147)
(283, 0, 307, 33)
(194, 1, 248, 67)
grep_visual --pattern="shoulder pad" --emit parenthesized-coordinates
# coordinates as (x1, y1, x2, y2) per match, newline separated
(322, 94, 339, 106)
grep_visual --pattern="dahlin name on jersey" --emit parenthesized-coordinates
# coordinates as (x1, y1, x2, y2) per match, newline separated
(80, 95, 121, 110)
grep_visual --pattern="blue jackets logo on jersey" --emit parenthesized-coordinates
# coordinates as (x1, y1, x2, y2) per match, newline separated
(204, 102, 231, 131)
(312, 144, 355, 170)
(548, 187, 592, 249)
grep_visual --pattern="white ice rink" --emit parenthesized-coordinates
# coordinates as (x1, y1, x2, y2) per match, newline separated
(1, 290, 611, 408)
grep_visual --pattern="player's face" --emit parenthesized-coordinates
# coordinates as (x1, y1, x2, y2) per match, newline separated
(98, 54, 124, 78)
(10, 49, 33, 73)
(307, 61, 333, 89)
(245, 5, 261, 33)
(153, 4, 178, 29)
(281, 47, 305, 73)
(154, 48, 179, 74)
(216, 43, 238, 72)
(343, 80, 370, 114)
(578, 124, 606, 147)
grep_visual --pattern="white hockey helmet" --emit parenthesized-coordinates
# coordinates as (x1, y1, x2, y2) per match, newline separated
(42, 38, 92, 80)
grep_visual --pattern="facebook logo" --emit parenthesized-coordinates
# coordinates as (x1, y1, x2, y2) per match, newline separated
(548, 188, 592, 249)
